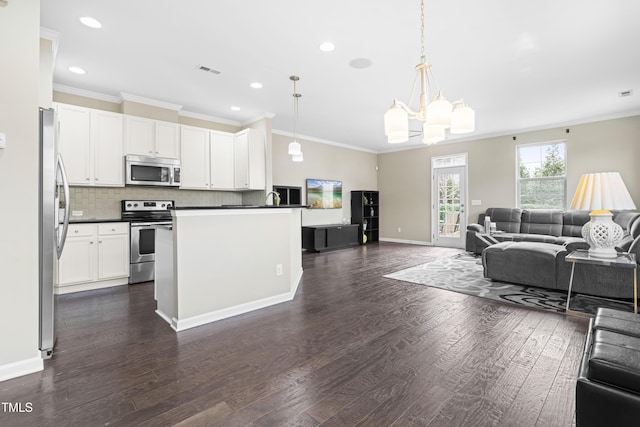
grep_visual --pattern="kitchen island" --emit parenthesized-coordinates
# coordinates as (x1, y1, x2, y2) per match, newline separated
(155, 205, 303, 331)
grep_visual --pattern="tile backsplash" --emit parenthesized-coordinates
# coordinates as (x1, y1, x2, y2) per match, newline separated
(68, 187, 251, 219)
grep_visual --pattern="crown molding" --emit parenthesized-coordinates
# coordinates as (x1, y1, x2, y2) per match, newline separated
(119, 92, 183, 111)
(241, 112, 276, 127)
(53, 84, 122, 104)
(272, 129, 378, 154)
(178, 110, 241, 126)
(40, 27, 60, 62)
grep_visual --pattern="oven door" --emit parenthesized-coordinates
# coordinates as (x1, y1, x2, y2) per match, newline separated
(130, 223, 159, 263)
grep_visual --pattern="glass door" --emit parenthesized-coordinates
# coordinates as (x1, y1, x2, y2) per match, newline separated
(433, 166, 466, 248)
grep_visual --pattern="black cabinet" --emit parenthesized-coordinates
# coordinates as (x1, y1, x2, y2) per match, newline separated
(273, 185, 302, 205)
(302, 224, 359, 252)
(351, 190, 379, 244)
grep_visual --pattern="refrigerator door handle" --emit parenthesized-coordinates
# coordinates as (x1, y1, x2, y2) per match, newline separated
(56, 154, 70, 259)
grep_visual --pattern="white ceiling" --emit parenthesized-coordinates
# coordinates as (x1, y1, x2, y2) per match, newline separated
(41, 0, 640, 153)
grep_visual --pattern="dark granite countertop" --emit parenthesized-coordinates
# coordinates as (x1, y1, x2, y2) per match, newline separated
(69, 218, 129, 224)
(170, 204, 307, 210)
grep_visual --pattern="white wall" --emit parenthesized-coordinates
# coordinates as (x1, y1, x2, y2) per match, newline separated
(378, 115, 640, 243)
(271, 133, 378, 226)
(0, 0, 43, 380)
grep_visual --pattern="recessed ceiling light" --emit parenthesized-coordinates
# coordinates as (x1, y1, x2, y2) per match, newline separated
(230, 106, 241, 111)
(250, 82, 263, 89)
(68, 66, 86, 75)
(79, 16, 102, 29)
(319, 41, 335, 52)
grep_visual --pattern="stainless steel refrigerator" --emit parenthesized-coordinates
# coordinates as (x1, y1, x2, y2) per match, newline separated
(39, 107, 70, 359)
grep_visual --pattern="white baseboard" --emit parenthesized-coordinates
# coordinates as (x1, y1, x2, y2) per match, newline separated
(380, 237, 433, 246)
(55, 277, 128, 295)
(0, 354, 43, 383)
(168, 268, 304, 332)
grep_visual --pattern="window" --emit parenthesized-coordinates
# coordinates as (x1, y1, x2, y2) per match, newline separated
(517, 141, 566, 209)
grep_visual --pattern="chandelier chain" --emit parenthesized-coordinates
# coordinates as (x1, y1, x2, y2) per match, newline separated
(420, 0, 425, 62)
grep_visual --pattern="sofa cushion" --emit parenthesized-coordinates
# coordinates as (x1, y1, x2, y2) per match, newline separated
(594, 308, 640, 339)
(613, 211, 640, 233)
(520, 209, 563, 236)
(483, 208, 522, 233)
(589, 329, 640, 395)
(562, 210, 591, 237)
(483, 241, 562, 289)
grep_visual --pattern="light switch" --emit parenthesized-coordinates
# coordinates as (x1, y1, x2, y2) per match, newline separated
(0, 132, 6, 149)
(471, 199, 482, 206)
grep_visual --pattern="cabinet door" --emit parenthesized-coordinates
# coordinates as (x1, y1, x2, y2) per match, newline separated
(57, 236, 96, 285)
(233, 131, 249, 189)
(180, 125, 210, 189)
(125, 116, 155, 156)
(57, 104, 92, 186)
(247, 129, 266, 190)
(98, 234, 130, 280)
(210, 131, 235, 190)
(92, 110, 124, 186)
(155, 121, 180, 159)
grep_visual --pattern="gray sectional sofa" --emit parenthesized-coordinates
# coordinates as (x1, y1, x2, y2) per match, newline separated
(465, 208, 640, 299)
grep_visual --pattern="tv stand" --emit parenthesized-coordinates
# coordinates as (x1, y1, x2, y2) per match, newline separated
(302, 224, 359, 252)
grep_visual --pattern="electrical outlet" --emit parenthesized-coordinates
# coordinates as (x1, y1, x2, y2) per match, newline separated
(397, 227, 401, 233)
(72, 210, 83, 216)
(276, 264, 283, 276)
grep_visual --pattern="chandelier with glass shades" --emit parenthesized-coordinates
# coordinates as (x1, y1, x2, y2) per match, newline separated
(287, 75, 304, 162)
(384, 0, 475, 145)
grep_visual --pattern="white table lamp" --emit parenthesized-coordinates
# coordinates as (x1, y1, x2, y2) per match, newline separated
(570, 172, 636, 258)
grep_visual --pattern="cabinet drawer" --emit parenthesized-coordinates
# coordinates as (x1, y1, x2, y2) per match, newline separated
(67, 224, 97, 237)
(98, 222, 129, 235)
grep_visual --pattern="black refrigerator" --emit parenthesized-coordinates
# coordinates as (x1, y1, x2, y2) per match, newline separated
(39, 107, 70, 358)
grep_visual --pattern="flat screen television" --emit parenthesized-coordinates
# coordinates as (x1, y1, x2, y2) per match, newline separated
(306, 179, 342, 209)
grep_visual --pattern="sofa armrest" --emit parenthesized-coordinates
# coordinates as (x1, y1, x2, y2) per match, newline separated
(467, 223, 485, 233)
(563, 238, 590, 252)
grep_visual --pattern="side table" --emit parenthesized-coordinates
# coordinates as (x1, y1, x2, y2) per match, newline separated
(564, 250, 637, 314)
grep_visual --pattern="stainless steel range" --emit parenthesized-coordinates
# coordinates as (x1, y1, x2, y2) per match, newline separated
(121, 200, 174, 284)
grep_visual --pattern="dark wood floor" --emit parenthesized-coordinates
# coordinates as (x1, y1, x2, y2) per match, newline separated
(0, 242, 589, 426)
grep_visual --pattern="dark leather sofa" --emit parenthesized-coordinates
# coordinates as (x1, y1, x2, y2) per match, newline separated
(577, 308, 640, 426)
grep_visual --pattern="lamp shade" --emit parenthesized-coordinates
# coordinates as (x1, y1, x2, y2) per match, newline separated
(384, 103, 409, 143)
(422, 123, 445, 145)
(288, 140, 301, 156)
(450, 104, 475, 134)
(570, 172, 636, 211)
(426, 94, 452, 129)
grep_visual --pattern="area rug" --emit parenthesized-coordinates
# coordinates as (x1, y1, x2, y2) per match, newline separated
(384, 252, 633, 315)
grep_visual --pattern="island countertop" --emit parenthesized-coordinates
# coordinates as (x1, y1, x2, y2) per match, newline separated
(170, 204, 306, 210)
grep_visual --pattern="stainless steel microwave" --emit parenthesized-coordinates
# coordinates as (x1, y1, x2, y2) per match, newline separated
(125, 155, 181, 187)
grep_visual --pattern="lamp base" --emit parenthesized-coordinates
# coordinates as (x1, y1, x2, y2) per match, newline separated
(582, 210, 623, 259)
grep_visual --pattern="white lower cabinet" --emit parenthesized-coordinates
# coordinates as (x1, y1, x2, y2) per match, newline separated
(56, 222, 130, 294)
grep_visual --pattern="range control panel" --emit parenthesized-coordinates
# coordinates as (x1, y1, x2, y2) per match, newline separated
(122, 200, 174, 212)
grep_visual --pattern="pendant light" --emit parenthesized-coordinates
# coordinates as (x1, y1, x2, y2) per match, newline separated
(288, 76, 303, 161)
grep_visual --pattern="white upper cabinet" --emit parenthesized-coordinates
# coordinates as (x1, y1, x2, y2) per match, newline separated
(209, 130, 235, 190)
(57, 104, 92, 185)
(57, 103, 124, 187)
(155, 121, 181, 159)
(234, 129, 266, 190)
(92, 110, 124, 186)
(124, 116, 155, 156)
(125, 116, 180, 160)
(179, 125, 210, 190)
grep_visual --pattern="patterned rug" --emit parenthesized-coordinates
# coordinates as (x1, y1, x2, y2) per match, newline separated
(384, 252, 634, 315)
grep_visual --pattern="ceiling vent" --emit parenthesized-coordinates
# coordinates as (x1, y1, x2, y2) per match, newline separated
(197, 65, 221, 75)
(618, 89, 633, 97)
